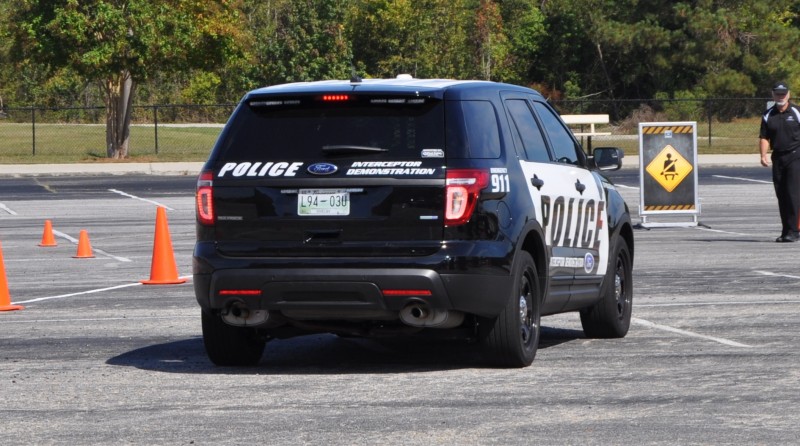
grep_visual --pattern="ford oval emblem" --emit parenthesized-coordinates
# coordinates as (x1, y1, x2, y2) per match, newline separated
(307, 163, 338, 175)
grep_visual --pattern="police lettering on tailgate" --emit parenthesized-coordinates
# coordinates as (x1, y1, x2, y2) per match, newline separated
(218, 161, 304, 178)
(345, 161, 436, 176)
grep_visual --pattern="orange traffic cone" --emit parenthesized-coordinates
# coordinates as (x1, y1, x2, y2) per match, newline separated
(73, 230, 95, 258)
(0, 241, 24, 312)
(141, 207, 186, 285)
(39, 220, 57, 247)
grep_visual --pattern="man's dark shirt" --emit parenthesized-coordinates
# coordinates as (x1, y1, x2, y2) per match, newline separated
(760, 103, 800, 154)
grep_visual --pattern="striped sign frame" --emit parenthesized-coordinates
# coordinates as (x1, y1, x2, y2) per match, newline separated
(637, 121, 700, 228)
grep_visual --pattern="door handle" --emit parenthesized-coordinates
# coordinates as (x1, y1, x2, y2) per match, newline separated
(530, 175, 544, 191)
(575, 179, 585, 194)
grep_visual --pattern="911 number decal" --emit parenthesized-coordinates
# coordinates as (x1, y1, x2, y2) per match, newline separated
(491, 174, 510, 193)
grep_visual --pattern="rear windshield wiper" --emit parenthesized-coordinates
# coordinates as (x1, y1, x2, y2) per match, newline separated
(322, 145, 388, 154)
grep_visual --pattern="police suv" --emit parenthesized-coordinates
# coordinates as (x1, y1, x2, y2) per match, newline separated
(194, 77, 634, 367)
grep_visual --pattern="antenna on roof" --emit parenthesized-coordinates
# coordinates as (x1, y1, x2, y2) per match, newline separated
(350, 66, 362, 84)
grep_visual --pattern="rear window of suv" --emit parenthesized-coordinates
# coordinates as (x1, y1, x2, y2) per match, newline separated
(445, 100, 501, 159)
(216, 95, 445, 161)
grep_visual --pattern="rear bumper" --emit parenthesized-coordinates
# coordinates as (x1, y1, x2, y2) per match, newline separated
(193, 241, 514, 318)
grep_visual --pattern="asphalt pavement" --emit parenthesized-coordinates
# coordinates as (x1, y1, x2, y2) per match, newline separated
(1, 163, 798, 445)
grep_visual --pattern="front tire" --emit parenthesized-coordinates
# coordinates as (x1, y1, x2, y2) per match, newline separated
(580, 237, 633, 338)
(201, 310, 266, 366)
(482, 251, 541, 367)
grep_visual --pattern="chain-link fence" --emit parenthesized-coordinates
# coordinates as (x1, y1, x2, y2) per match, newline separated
(551, 97, 769, 154)
(0, 98, 770, 161)
(0, 104, 235, 160)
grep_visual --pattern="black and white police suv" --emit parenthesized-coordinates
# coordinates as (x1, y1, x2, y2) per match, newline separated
(193, 77, 634, 367)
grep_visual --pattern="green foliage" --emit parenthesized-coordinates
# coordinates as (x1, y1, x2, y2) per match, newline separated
(473, 0, 508, 80)
(248, 0, 352, 85)
(180, 71, 222, 105)
(533, 1, 596, 95)
(3, 0, 247, 107)
(504, 5, 546, 83)
(654, 90, 705, 121)
(536, 0, 800, 104)
(348, 0, 472, 79)
(40, 67, 98, 108)
(8, 0, 246, 82)
(3, 0, 248, 157)
(2, 0, 800, 115)
(563, 78, 582, 100)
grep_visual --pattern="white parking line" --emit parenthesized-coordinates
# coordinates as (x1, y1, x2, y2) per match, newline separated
(693, 226, 751, 237)
(712, 175, 771, 184)
(108, 188, 174, 210)
(632, 317, 753, 348)
(638, 300, 800, 307)
(13, 282, 144, 305)
(12, 276, 193, 305)
(0, 203, 18, 215)
(635, 270, 799, 345)
(53, 230, 132, 262)
(755, 270, 800, 280)
(1, 315, 195, 324)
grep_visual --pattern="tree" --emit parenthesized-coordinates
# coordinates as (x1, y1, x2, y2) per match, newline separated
(243, 0, 352, 86)
(348, 0, 472, 79)
(473, 0, 507, 81)
(8, 0, 246, 158)
(538, 0, 800, 101)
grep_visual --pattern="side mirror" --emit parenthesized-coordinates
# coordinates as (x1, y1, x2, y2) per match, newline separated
(592, 147, 624, 171)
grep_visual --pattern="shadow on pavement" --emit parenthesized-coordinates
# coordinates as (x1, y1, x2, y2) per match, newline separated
(106, 326, 584, 374)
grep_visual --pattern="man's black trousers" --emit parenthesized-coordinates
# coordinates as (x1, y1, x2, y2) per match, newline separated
(772, 150, 800, 236)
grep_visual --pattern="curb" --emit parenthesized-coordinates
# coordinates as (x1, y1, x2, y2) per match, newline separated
(0, 162, 205, 177)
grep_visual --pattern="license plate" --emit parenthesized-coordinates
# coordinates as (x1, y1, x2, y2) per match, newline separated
(297, 189, 350, 216)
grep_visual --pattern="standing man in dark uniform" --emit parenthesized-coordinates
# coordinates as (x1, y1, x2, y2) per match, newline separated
(760, 81, 800, 242)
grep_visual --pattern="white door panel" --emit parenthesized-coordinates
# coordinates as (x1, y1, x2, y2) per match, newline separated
(519, 161, 608, 278)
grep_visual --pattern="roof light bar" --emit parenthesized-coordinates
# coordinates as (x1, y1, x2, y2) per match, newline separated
(369, 98, 427, 105)
(250, 99, 301, 107)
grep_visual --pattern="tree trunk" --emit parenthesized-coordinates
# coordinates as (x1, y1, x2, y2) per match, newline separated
(482, 32, 492, 81)
(103, 71, 136, 159)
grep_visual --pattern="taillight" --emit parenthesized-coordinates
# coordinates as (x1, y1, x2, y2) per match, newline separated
(219, 289, 262, 296)
(196, 170, 214, 225)
(321, 94, 350, 102)
(381, 289, 433, 297)
(445, 169, 489, 226)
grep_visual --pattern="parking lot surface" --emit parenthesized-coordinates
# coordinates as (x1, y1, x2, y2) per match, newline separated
(1, 168, 798, 445)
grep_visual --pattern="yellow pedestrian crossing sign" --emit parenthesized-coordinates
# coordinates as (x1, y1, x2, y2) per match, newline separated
(645, 144, 693, 193)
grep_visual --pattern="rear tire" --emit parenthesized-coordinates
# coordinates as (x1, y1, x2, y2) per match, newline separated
(482, 252, 541, 368)
(201, 309, 266, 366)
(580, 237, 632, 338)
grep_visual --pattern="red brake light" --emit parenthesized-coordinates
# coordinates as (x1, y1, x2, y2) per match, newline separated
(445, 169, 489, 226)
(381, 289, 433, 297)
(196, 170, 214, 225)
(322, 94, 350, 102)
(219, 289, 262, 296)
